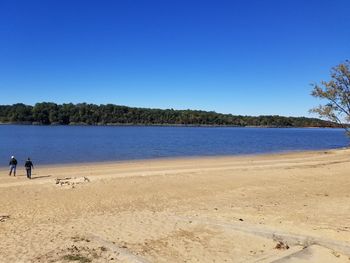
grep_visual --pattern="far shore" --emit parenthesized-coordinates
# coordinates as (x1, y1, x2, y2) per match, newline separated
(0, 121, 341, 129)
(1, 148, 350, 262)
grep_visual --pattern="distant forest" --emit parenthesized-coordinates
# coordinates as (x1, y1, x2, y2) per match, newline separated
(0, 102, 340, 128)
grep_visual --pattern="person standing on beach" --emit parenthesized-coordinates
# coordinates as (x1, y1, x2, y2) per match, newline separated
(8, 156, 17, 176)
(24, 158, 34, 179)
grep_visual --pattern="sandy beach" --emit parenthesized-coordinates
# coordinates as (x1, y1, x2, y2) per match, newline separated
(1, 149, 350, 262)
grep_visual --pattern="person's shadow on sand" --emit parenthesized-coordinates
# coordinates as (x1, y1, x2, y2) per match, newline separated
(31, 175, 52, 180)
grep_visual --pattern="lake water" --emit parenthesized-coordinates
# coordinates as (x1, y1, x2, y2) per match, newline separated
(0, 125, 348, 167)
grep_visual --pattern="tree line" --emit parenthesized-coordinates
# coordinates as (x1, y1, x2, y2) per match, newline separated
(0, 102, 340, 127)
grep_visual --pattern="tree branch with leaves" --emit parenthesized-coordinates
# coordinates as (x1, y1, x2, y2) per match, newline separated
(310, 60, 350, 134)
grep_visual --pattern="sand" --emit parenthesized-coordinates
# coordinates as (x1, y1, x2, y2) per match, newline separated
(1, 149, 350, 262)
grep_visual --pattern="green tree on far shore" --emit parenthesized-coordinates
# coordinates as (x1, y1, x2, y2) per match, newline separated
(0, 102, 340, 128)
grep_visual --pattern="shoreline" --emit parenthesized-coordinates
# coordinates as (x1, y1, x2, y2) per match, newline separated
(0, 122, 342, 128)
(0, 146, 347, 171)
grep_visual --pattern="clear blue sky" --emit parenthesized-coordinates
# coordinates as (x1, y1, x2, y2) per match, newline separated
(0, 0, 349, 117)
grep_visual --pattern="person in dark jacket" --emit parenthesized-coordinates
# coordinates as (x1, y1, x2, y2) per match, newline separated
(8, 156, 17, 176)
(24, 158, 34, 179)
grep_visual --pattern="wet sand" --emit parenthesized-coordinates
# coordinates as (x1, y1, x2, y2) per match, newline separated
(1, 149, 350, 262)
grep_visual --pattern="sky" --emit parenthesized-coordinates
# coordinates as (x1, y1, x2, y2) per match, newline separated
(0, 0, 349, 117)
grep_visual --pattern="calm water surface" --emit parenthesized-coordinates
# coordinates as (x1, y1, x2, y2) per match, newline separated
(0, 125, 348, 166)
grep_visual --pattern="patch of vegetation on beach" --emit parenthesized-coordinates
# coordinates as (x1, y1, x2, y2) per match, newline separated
(62, 254, 92, 262)
(36, 243, 107, 263)
(71, 235, 90, 243)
